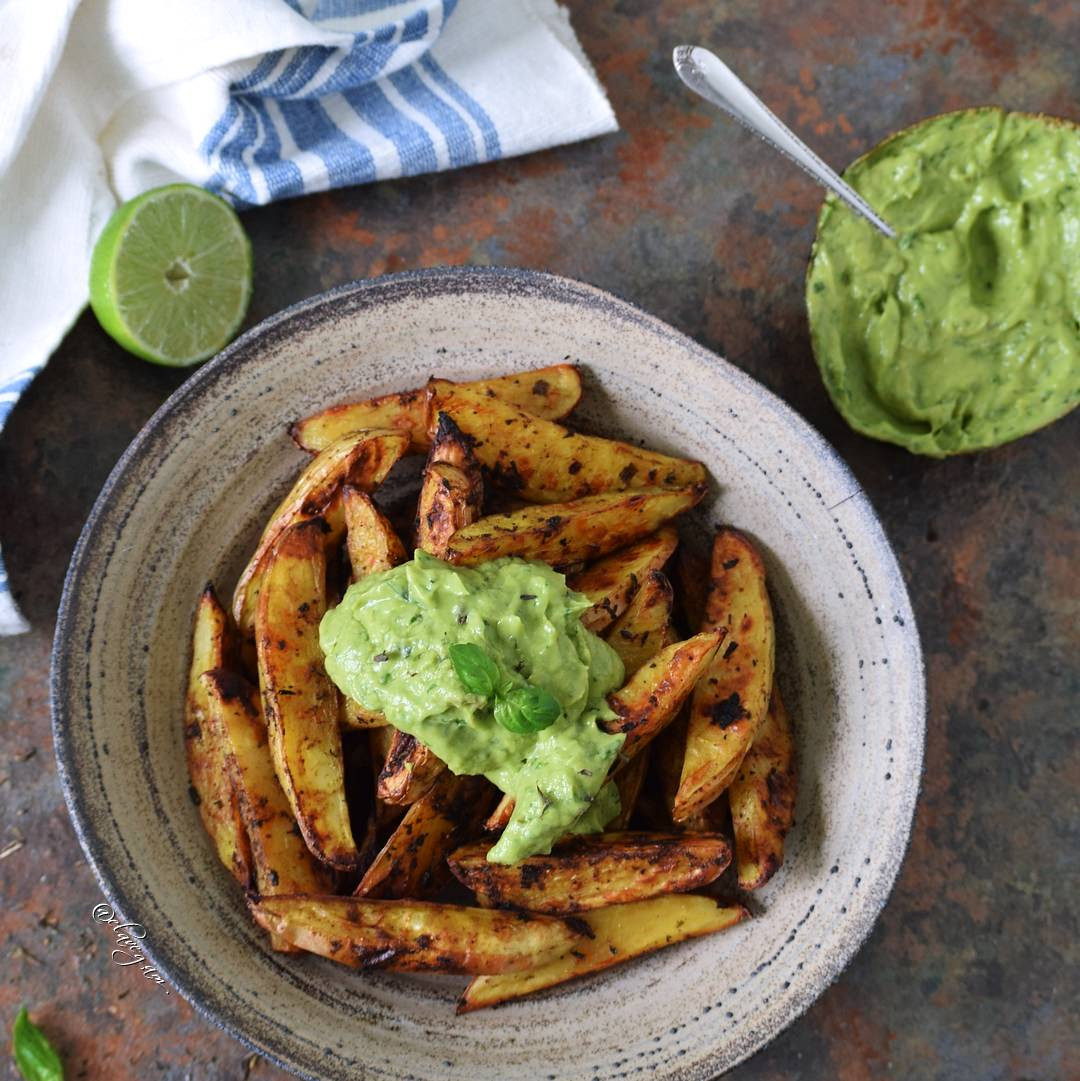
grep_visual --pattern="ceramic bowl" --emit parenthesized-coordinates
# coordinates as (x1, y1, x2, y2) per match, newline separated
(52, 267, 924, 1080)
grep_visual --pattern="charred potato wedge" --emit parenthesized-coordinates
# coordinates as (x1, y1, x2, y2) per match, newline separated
(202, 670, 332, 952)
(605, 631, 724, 760)
(449, 831, 731, 914)
(184, 586, 251, 885)
(356, 774, 494, 899)
(415, 413, 483, 557)
(568, 527, 679, 634)
(339, 694, 388, 730)
(249, 894, 580, 974)
(673, 529, 775, 823)
(431, 379, 706, 504)
(604, 570, 675, 675)
(446, 486, 705, 569)
(458, 895, 749, 1012)
(342, 485, 407, 581)
(256, 518, 359, 869)
(415, 463, 483, 559)
(291, 365, 583, 454)
(376, 731, 446, 805)
(234, 428, 409, 632)
(729, 686, 796, 890)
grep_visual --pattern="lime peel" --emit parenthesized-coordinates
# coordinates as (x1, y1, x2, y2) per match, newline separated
(89, 184, 252, 367)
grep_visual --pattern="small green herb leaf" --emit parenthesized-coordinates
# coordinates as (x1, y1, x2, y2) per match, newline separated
(495, 685, 562, 734)
(448, 643, 499, 698)
(12, 1007, 64, 1081)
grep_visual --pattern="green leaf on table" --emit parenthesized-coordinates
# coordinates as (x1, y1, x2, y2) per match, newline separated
(12, 1007, 64, 1081)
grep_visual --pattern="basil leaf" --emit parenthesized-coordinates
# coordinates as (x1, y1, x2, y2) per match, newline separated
(495, 686, 562, 733)
(493, 695, 533, 734)
(12, 1007, 64, 1081)
(448, 642, 499, 699)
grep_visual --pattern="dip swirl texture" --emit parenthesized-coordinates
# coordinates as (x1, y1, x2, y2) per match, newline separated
(319, 551, 626, 864)
(807, 108, 1080, 456)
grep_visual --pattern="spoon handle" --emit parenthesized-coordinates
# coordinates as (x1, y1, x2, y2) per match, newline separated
(673, 45, 896, 240)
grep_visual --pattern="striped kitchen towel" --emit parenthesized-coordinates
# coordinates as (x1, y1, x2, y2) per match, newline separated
(0, 0, 617, 634)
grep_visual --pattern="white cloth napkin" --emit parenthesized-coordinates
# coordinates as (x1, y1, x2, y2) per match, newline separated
(0, 0, 617, 634)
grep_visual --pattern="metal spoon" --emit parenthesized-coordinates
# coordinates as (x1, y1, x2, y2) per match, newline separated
(673, 44, 896, 239)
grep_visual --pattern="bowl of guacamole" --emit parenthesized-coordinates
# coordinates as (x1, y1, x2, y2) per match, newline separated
(806, 108, 1080, 456)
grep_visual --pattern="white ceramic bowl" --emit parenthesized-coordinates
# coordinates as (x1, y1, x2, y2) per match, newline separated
(52, 267, 924, 1080)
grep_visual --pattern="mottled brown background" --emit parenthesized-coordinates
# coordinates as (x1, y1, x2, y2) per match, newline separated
(1, 1, 1077, 1078)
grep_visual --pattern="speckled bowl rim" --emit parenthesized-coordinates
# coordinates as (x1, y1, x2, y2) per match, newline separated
(51, 265, 925, 1080)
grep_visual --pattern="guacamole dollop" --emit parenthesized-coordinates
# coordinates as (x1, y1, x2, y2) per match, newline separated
(319, 551, 626, 864)
(807, 108, 1080, 456)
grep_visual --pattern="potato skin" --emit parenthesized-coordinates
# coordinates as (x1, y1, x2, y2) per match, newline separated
(604, 570, 675, 675)
(446, 486, 705, 568)
(342, 485, 407, 582)
(184, 586, 251, 886)
(356, 774, 495, 900)
(673, 528, 775, 823)
(457, 895, 749, 1012)
(202, 669, 332, 951)
(376, 731, 446, 806)
(233, 428, 409, 633)
(256, 518, 359, 869)
(605, 631, 724, 760)
(431, 379, 705, 505)
(729, 685, 796, 890)
(290, 365, 582, 454)
(569, 527, 679, 634)
(249, 894, 581, 974)
(449, 831, 731, 914)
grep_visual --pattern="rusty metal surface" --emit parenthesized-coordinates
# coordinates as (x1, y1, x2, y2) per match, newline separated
(1, 1, 1077, 1078)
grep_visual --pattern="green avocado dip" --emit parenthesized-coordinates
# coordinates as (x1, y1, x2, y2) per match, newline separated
(319, 551, 626, 864)
(807, 108, 1080, 456)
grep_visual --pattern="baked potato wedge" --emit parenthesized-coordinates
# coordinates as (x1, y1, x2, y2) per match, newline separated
(356, 774, 494, 899)
(291, 365, 583, 454)
(449, 831, 731, 914)
(446, 486, 705, 569)
(256, 518, 359, 869)
(184, 586, 251, 885)
(415, 463, 483, 559)
(376, 730, 446, 805)
(342, 485, 407, 581)
(431, 379, 706, 504)
(234, 428, 409, 632)
(414, 413, 483, 558)
(568, 527, 679, 633)
(202, 670, 332, 948)
(249, 894, 580, 974)
(729, 685, 796, 890)
(458, 895, 749, 1012)
(339, 694, 387, 730)
(604, 570, 675, 675)
(673, 528, 775, 823)
(605, 631, 724, 759)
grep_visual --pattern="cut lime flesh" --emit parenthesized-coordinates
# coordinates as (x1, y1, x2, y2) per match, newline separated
(89, 184, 252, 367)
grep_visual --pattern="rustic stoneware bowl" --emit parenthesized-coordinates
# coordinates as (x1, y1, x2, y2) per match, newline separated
(52, 267, 924, 1080)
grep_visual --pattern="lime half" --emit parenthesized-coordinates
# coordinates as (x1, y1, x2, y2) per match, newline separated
(89, 184, 252, 367)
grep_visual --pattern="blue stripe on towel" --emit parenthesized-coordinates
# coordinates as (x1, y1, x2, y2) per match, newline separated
(277, 97, 378, 187)
(418, 53, 500, 159)
(388, 66, 475, 167)
(343, 82, 438, 174)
